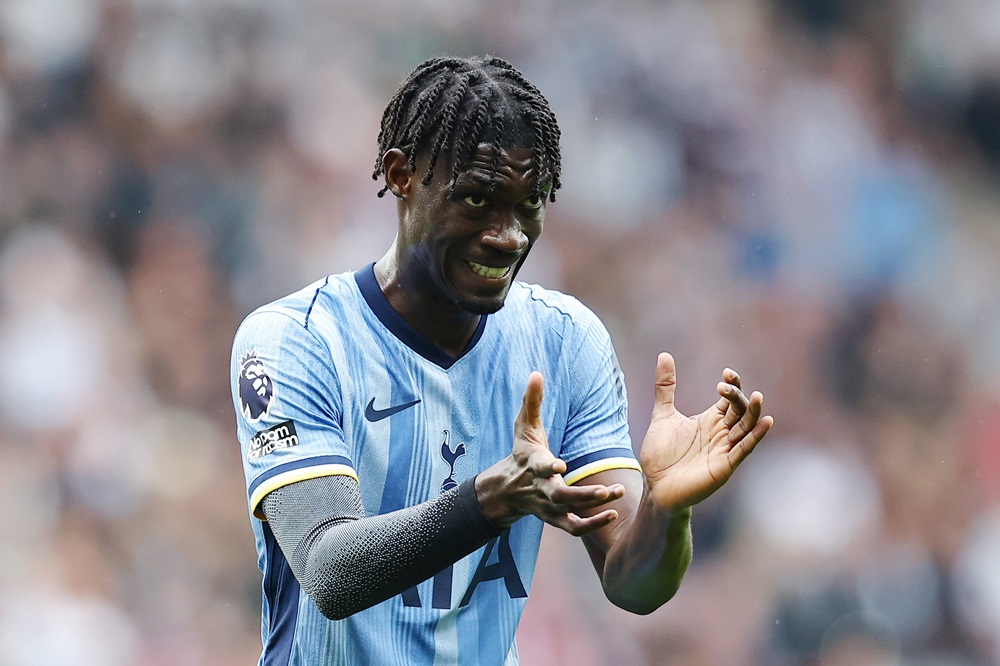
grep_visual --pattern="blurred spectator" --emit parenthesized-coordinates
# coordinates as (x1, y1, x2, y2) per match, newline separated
(2, 0, 999, 663)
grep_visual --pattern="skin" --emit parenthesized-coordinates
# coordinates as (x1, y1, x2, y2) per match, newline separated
(498, 356, 773, 613)
(377, 142, 774, 614)
(375, 144, 546, 357)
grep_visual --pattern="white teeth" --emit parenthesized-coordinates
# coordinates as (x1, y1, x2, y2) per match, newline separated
(467, 261, 510, 279)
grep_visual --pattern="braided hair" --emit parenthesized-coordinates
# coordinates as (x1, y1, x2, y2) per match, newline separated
(372, 55, 563, 201)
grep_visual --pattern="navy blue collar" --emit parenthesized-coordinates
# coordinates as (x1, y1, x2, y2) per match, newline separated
(355, 263, 488, 369)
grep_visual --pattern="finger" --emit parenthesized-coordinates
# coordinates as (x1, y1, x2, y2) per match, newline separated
(562, 492, 626, 513)
(729, 413, 773, 466)
(514, 372, 549, 452)
(526, 447, 565, 477)
(549, 482, 625, 509)
(653, 352, 678, 414)
(715, 382, 749, 426)
(518, 371, 545, 428)
(548, 509, 619, 537)
(727, 391, 762, 443)
(720, 368, 745, 426)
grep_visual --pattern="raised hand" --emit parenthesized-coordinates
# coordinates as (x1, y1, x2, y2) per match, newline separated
(639, 353, 773, 511)
(475, 371, 625, 536)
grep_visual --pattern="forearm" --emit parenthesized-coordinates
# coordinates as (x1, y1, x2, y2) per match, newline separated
(596, 479, 693, 615)
(263, 476, 501, 620)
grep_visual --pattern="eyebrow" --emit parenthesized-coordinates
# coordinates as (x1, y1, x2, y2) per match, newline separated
(452, 171, 552, 193)
(452, 172, 493, 188)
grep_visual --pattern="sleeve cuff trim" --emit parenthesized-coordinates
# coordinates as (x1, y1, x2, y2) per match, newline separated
(564, 458, 642, 486)
(249, 457, 357, 519)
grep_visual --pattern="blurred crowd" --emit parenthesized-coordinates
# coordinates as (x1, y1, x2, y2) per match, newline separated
(1, 0, 999, 664)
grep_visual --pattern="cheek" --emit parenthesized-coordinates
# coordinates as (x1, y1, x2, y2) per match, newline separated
(521, 214, 543, 243)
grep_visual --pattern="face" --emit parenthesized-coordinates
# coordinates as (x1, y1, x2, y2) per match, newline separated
(390, 144, 549, 316)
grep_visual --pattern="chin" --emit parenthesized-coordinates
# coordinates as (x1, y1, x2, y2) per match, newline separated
(460, 298, 506, 315)
(451, 286, 509, 315)
(444, 277, 512, 316)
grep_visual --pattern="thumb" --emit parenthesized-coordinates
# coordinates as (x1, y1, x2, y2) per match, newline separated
(653, 352, 678, 414)
(514, 372, 554, 460)
(519, 371, 545, 429)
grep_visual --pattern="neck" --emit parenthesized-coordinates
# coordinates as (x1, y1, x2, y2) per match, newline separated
(373, 253, 482, 359)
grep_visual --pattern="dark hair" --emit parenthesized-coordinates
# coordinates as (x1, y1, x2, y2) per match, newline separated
(372, 55, 562, 201)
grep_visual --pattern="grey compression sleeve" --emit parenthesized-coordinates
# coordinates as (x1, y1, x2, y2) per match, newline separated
(261, 474, 502, 620)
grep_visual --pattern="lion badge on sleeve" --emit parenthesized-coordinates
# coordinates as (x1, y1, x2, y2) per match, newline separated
(239, 351, 274, 422)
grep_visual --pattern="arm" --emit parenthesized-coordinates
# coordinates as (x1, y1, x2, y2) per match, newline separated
(262, 438, 626, 620)
(262, 474, 500, 620)
(578, 468, 693, 614)
(586, 352, 772, 613)
(262, 378, 629, 621)
(478, 353, 772, 614)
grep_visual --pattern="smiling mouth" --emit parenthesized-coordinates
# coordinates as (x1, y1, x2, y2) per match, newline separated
(467, 261, 511, 279)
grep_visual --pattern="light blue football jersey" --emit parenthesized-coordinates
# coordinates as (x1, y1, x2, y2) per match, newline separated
(230, 264, 640, 666)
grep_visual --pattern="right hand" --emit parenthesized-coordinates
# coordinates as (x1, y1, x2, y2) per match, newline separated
(475, 371, 625, 536)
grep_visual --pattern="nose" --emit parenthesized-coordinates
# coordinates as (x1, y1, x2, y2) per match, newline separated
(482, 212, 529, 253)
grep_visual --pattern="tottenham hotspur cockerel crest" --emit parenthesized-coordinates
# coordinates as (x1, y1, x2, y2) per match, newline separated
(239, 351, 273, 422)
(440, 429, 466, 492)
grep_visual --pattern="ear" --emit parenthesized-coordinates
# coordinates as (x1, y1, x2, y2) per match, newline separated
(382, 148, 414, 199)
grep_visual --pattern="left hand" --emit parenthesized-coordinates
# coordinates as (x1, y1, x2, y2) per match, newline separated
(639, 353, 773, 511)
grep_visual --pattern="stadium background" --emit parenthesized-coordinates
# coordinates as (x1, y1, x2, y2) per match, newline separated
(1, 0, 1000, 663)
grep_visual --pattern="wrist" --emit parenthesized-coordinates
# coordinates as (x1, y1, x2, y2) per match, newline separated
(473, 461, 522, 528)
(642, 478, 693, 524)
(458, 476, 504, 538)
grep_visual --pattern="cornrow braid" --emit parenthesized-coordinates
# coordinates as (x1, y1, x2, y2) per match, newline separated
(515, 93, 549, 182)
(489, 114, 505, 192)
(497, 69, 563, 199)
(402, 75, 452, 172)
(373, 55, 563, 201)
(423, 72, 473, 185)
(450, 92, 490, 189)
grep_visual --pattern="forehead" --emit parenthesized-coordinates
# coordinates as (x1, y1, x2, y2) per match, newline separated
(453, 144, 541, 188)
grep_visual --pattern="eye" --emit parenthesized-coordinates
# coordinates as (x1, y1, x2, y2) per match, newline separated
(520, 194, 544, 210)
(463, 194, 489, 208)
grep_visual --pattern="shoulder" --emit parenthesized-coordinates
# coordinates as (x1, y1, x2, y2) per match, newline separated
(238, 272, 357, 331)
(233, 272, 360, 351)
(503, 281, 610, 342)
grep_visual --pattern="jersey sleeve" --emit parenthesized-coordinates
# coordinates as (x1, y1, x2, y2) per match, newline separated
(231, 308, 357, 519)
(558, 308, 642, 485)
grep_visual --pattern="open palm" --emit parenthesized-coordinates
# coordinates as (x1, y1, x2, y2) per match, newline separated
(639, 353, 773, 511)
